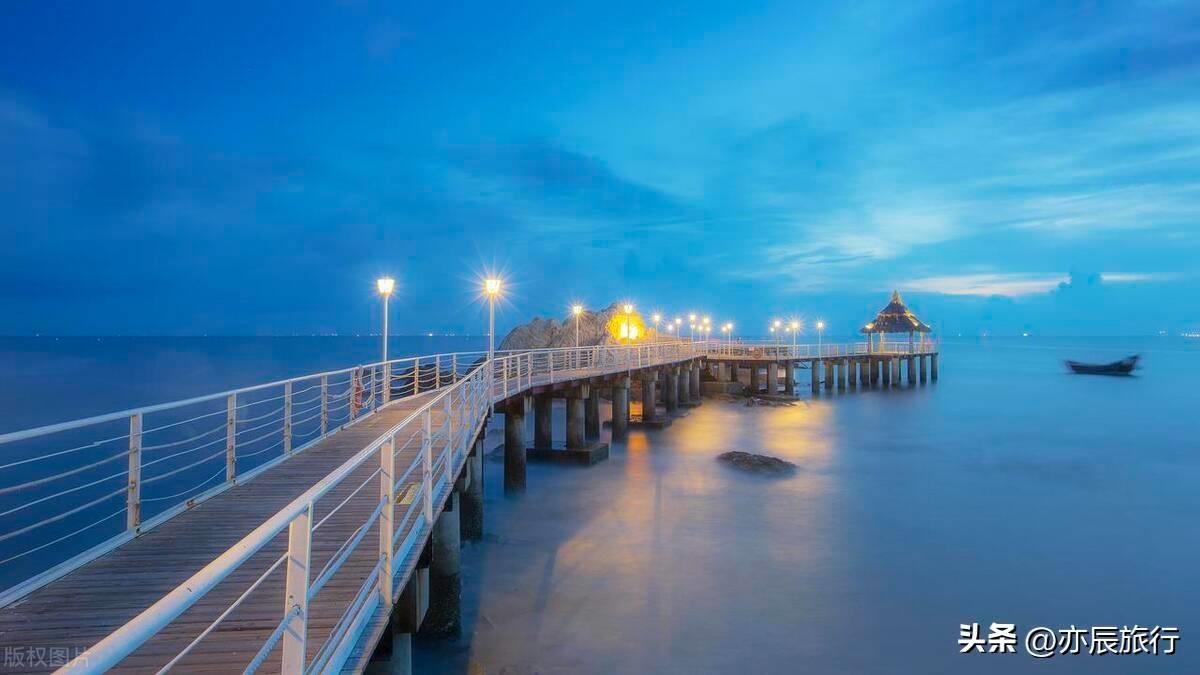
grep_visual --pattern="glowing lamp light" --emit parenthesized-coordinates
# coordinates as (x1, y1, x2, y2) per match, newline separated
(623, 303, 633, 314)
(773, 319, 781, 329)
(652, 313, 661, 324)
(790, 320, 800, 330)
(376, 277, 395, 296)
(688, 313, 696, 322)
(817, 321, 825, 330)
(485, 278, 502, 296)
(572, 304, 583, 316)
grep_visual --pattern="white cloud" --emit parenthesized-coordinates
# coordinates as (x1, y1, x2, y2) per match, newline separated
(899, 273, 1069, 297)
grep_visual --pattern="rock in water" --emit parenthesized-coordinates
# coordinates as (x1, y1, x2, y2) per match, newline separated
(716, 451, 797, 476)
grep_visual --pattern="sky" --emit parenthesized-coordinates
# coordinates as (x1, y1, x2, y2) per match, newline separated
(1, 0, 1197, 337)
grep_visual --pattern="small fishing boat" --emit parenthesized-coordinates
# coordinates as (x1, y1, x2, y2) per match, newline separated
(1065, 355, 1139, 376)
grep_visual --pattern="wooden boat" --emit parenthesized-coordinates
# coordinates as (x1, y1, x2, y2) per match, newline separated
(1065, 355, 1139, 375)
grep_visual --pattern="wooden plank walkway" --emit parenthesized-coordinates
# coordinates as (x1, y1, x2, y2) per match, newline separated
(0, 350, 702, 673)
(0, 392, 454, 673)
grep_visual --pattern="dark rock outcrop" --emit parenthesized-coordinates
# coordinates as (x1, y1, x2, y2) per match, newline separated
(716, 451, 797, 476)
(499, 302, 642, 350)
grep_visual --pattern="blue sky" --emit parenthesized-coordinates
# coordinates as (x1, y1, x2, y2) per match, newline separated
(1, 0, 1197, 336)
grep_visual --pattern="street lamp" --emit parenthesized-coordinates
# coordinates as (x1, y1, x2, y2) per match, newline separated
(817, 320, 825, 356)
(651, 313, 661, 344)
(485, 278, 502, 364)
(621, 303, 634, 341)
(773, 319, 782, 345)
(376, 277, 395, 363)
(790, 320, 800, 349)
(572, 304, 583, 348)
(688, 313, 697, 342)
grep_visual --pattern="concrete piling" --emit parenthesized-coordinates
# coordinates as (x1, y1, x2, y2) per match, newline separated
(503, 396, 527, 494)
(824, 360, 834, 391)
(585, 386, 601, 440)
(641, 374, 658, 423)
(664, 368, 679, 413)
(690, 362, 702, 403)
(784, 362, 795, 395)
(810, 360, 819, 394)
(533, 395, 553, 451)
(460, 438, 483, 541)
(907, 356, 916, 385)
(750, 365, 762, 394)
(891, 357, 901, 387)
(611, 377, 630, 440)
(931, 354, 939, 381)
(919, 354, 927, 383)
(839, 358, 848, 390)
(566, 388, 586, 450)
(418, 492, 461, 638)
(767, 362, 779, 395)
(678, 364, 690, 405)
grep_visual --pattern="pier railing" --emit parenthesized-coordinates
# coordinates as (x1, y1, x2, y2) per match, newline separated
(0, 350, 486, 609)
(702, 339, 937, 358)
(47, 342, 710, 673)
(61, 348, 497, 673)
(0, 341, 710, 612)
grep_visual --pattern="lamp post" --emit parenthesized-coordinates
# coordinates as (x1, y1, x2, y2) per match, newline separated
(790, 320, 799, 352)
(572, 304, 583, 348)
(702, 316, 711, 344)
(652, 313, 661, 344)
(773, 319, 782, 346)
(485, 278, 501, 365)
(674, 317, 682, 342)
(817, 320, 825, 356)
(688, 313, 696, 342)
(376, 277, 395, 363)
(622, 303, 634, 342)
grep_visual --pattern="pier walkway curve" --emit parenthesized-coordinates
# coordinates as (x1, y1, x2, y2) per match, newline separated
(0, 338, 936, 673)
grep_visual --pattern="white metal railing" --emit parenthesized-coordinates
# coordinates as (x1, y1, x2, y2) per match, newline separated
(700, 339, 937, 358)
(60, 353, 495, 674)
(46, 341, 711, 673)
(0, 351, 486, 609)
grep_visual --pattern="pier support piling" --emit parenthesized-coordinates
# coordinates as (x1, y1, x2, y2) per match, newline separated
(931, 354, 939, 381)
(810, 360, 819, 394)
(533, 395, 553, 451)
(824, 360, 834, 391)
(460, 438, 483, 541)
(611, 377, 630, 440)
(640, 374, 658, 423)
(678, 365, 690, 405)
(750, 365, 762, 394)
(891, 357, 901, 387)
(690, 362, 702, 403)
(907, 356, 916, 385)
(784, 362, 795, 395)
(503, 396, 528, 494)
(767, 362, 779, 395)
(839, 358, 848, 390)
(919, 354, 927, 383)
(418, 492, 461, 638)
(566, 388, 586, 450)
(665, 368, 679, 413)
(584, 387, 600, 440)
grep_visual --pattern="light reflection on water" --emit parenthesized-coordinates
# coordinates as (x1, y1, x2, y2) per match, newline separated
(418, 337, 1199, 674)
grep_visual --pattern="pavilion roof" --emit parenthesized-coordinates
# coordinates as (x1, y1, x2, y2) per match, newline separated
(861, 290, 932, 334)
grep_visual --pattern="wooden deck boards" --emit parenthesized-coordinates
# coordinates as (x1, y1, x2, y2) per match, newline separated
(0, 394, 446, 673)
(0, 353, 701, 673)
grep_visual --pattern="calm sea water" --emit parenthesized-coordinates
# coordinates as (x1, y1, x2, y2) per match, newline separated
(420, 336, 1199, 674)
(1, 336, 1196, 673)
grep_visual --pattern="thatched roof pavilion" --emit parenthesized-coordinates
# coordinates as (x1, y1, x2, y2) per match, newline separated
(861, 290, 931, 335)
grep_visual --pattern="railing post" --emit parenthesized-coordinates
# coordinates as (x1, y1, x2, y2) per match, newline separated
(550, 352, 556, 383)
(320, 375, 328, 436)
(445, 390, 454, 467)
(226, 394, 237, 482)
(452, 354, 458, 383)
(126, 413, 142, 532)
(379, 434, 396, 604)
(422, 410, 433, 526)
(414, 361, 421, 395)
(283, 381, 293, 455)
(436, 355, 442, 389)
(350, 367, 361, 421)
(382, 363, 391, 404)
(281, 505, 313, 674)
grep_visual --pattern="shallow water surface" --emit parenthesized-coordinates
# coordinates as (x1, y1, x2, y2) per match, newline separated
(418, 338, 1200, 674)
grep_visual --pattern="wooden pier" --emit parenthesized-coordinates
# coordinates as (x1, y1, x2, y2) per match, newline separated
(0, 340, 936, 673)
